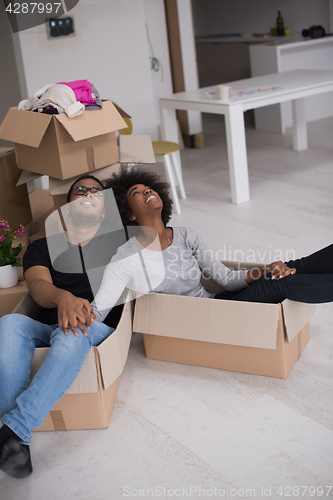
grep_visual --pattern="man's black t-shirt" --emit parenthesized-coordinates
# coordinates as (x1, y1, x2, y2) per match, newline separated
(23, 230, 127, 328)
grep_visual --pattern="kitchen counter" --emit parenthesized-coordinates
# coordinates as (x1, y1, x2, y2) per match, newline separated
(196, 33, 304, 44)
(249, 36, 333, 132)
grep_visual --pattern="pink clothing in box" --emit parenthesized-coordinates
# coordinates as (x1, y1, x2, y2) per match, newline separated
(57, 80, 96, 106)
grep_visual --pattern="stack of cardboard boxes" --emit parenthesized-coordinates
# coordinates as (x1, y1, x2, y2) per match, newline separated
(0, 147, 32, 315)
(0, 100, 155, 310)
(0, 100, 154, 430)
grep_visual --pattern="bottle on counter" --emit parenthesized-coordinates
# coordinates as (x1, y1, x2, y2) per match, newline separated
(276, 10, 285, 36)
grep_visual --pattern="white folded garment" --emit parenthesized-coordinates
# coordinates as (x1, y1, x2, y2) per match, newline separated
(18, 83, 85, 118)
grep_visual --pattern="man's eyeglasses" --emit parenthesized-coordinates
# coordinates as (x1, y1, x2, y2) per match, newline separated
(72, 186, 105, 197)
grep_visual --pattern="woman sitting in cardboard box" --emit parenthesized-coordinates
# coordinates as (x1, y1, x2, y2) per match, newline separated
(92, 167, 333, 322)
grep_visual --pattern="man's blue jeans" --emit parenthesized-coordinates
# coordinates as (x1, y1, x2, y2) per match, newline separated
(0, 314, 114, 445)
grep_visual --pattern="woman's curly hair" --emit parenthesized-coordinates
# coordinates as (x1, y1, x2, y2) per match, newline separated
(103, 166, 173, 227)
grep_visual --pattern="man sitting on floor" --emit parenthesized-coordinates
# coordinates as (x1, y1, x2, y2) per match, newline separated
(0, 174, 126, 478)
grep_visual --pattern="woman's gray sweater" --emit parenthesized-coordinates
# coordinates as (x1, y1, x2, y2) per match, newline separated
(92, 226, 248, 322)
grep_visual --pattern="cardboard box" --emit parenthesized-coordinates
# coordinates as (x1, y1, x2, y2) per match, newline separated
(16, 134, 156, 189)
(12, 292, 134, 431)
(0, 101, 127, 180)
(27, 189, 73, 238)
(16, 134, 155, 218)
(0, 280, 28, 318)
(15, 133, 155, 241)
(0, 148, 32, 229)
(48, 162, 123, 198)
(133, 261, 317, 379)
(28, 188, 56, 236)
(19, 165, 122, 240)
(28, 230, 45, 245)
(47, 133, 156, 203)
(118, 135, 156, 164)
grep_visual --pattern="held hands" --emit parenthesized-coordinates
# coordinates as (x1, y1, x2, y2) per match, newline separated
(56, 292, 96, 336)
(267, 261, 296, 280)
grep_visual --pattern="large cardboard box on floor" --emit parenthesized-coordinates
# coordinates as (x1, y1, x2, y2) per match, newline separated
(12, 293, 133, 431)
(0, 148, 32, 229)
(133, 261, 316, 379)
(0, 101, 127, 180)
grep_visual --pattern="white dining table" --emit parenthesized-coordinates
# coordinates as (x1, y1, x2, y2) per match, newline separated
(159, 69, 333, 204)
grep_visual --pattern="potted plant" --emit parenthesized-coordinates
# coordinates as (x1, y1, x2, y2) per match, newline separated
(0, 220, 25, 288)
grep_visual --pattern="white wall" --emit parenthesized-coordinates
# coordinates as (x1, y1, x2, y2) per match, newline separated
(142, 0, 173, 133)
(192, 0, 330, 37)
(15, 0, 159, 138)
(143, 0, 202, 137)
(177, 0, 202, 135)
(0, 2, 27, 146)
(329, 0, 333, 31)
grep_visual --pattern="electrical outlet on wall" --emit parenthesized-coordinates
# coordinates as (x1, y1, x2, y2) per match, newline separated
(46, 17, 76, 39)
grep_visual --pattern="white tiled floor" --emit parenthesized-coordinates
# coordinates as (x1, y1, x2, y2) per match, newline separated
(1, 114, 333, 500)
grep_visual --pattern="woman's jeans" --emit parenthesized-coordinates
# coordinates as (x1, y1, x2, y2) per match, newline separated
(0, 315, 114, 445)
(215, 244, 333, 304)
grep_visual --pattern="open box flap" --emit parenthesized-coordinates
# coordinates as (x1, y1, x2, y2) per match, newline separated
(16, 170, 42, 186)
(48, 162, 121, 195)
(0, 107, 52, 147)
(119, 135, 156, 164)
(13, 292, 41, 318)
(66, 349, 99, 394)
(134, 293, 281, 349)
(0, 147, 15, 156)
(111, 101, 132, 119)
(31, 348, 99, 394)
(222, 260, 263, 270)
(202, 260, 264, 295)
(96, 295, 134, 390)
(282, 299, 316, 342)
(55, 100, 127, 142)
